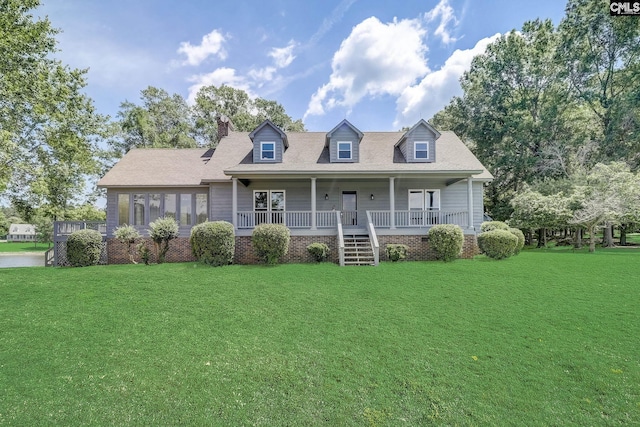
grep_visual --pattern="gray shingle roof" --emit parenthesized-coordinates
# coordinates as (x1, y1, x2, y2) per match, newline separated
(98, 131, 492, 187)
(97, 148, 214, 187)
(213, 131, 493, 180)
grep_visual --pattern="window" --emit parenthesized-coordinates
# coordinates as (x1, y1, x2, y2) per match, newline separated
(180, 194, 192, 225)
(254, 190, 285, 224)
(117, 192, 206, 228)
(408, 189, 440, 210)
(196, 194, 208, 224)
(149, 194, 161, 222)
(164, 194, 176, 220)
(261, 141, 275, 160)
(414, 141, 428, 159)
(133, 194, 145, 225)
(118, 194, 130, 225)
(338, 141, 352, 159)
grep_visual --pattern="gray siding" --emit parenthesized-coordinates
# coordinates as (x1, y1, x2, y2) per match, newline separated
(252, 126, 285, 163)
(328, 124, 360, 163)
(210, 182, 233, 223)
(400, 124, 436, 163)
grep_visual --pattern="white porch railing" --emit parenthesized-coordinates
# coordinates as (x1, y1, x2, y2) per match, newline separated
(237, 210, 469, 229)
(237, 211, 337, 229)
(369, 210, 469, 228)
(54, 221, 107, 236)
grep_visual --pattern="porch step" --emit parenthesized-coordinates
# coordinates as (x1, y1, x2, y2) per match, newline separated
(343, 234, 375, 266)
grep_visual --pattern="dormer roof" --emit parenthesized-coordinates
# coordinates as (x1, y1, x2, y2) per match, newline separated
(395, 119, 441, 147)
(325, 119, 364, 147)
(249, 119, 289, 148)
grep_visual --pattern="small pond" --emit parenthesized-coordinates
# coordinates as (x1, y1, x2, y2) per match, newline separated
(0, 253, 45, 268)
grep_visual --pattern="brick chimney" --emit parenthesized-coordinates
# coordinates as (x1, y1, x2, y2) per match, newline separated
(216, 115, 234, 140)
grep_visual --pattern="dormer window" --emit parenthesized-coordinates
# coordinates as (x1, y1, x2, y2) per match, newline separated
(338, 141, 352, 160)
(260, 142, 275, 160)
(414, 141, 428, 159)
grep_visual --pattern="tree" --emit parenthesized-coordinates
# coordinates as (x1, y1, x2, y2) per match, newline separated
(192, 85, 305, 146)
(114, 86, 197, 155)
(558, 0, 640, 164)
(33, 215, 53, 248)
(433, 20, 586, 219)
(568, 163, 640, 252)
(1, 0, 108, 217)
(510, 186, 573, 247)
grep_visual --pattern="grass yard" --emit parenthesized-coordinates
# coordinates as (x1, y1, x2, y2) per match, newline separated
(0, 251, 638, 425)
(0, 241, 50, 253)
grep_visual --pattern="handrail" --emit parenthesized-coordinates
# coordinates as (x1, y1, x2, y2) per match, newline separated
(44, 247, 55, 267)
(336, 210, 345, 267)
(366, 211, 379, 266)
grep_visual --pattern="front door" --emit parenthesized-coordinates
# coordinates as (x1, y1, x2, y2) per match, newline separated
(342, 191, 357, 226)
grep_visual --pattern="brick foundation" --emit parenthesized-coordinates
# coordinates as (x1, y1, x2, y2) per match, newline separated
(107, 237, 197, 264)
(105, 234, 477, 265)
(234, 235, 338, 264)
(378, 234, 478, 261)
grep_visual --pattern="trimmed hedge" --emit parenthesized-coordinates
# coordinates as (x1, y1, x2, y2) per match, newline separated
(509, 227, 525, 255)
(307, 242, 330, 262)
(477, 229, 518, 260)
(385, 244, 408, 262)
(149, 217, 179, 264)
(114, 224, 141, 264)
(428, 224, 464, 262)
(67, 229, 103, 267)
(190, 221, 235, 266)
(252, 224, 290, 265)
(480, 221, 510, 232)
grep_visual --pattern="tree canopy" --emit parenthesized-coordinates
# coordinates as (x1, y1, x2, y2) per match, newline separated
(1, 0, 108, 219)
(431, 0, 640, 221)
(114, 84, 306, 154)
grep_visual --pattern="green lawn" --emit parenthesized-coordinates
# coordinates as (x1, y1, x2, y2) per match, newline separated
(1, 252, 638, 425)
(0, 241, 50, 253)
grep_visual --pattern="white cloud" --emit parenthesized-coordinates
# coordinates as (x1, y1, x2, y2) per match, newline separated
(394, 33, 501, 127)
(424, 0, 459, 44)
(178, 29, 228, 66)
(269, 40, 297, 68)
(304, 16, 429, 119)
(186, 67, 253, 103)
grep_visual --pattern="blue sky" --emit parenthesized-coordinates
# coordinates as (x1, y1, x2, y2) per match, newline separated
(39, 0, 567, 132)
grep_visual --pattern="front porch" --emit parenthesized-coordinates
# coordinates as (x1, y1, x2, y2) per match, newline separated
(234, 209, 470, 231)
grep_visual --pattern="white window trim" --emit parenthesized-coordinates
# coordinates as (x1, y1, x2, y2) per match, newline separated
(260, 141, 276, 161)
(414, 141, 429, 160)
(337, 141, 352, 160)
(408, 189, 440, 210)
(253, 190, 286, 212)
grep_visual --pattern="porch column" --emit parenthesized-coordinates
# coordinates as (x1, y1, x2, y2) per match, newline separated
(311, 177, 317, 230)
(232, 177, 238, 230)
(467, 177, 474, 229)
(389, 177, 396, 229)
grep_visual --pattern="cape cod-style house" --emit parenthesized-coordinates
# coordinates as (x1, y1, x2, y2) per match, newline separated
(95, 117, 492, 265)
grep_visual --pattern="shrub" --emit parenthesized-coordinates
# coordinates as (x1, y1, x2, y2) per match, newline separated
(477, 229, 518, 260)
(509, 227, 525, 255)
(190, 221, 235, 266)
(137, 242, 152, 265)
(428, 224, 464, 262)
(114, 224, 141, 264)
(307, 242, 330, 262)
(252, 224, 290, 265)
(148, 217, 179, 264)
(67, 229, 103, 267)
(480, 221, 510, 232)
(386, 244, 408, 262)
